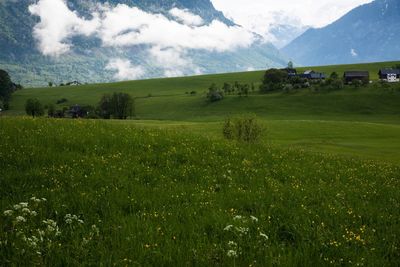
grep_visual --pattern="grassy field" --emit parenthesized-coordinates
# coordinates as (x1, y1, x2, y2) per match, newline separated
(1, 61, 400, 265)
(1, 118, 399, 266)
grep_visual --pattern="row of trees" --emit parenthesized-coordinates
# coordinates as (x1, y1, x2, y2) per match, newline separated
(25, 92, 134, 119)
(206, 82, 256, 102)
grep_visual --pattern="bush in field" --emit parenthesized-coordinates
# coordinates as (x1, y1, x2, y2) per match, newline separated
(207, 83, 223, 102)
(47, 104, 56, 117)
(25, 98, 44, 117)
(97, 93, 134, 119)
(223, 115, 263, 142)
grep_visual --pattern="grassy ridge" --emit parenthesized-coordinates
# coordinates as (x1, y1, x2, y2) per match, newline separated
(1, 118, 399, 265)
(8, 61, 400, 118)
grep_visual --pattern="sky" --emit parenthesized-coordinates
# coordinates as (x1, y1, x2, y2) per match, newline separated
(211, 0, 373, 34)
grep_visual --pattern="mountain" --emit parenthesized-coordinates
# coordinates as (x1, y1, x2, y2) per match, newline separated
(268, 23, 309, 49)
(282, 0, 400, 66)
(0, 0, 287, 87)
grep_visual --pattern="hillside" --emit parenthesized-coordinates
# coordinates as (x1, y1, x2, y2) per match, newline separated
(282, 0, 400, 66)
(0, 0, 286, 87)
(6, 61, 400, 163)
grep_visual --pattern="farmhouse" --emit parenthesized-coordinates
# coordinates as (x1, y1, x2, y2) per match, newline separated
(343, 71, 369, 83)
(300, 70, 326, 79)
(282, 68, 297, 77)
(378, 69, 400, 82)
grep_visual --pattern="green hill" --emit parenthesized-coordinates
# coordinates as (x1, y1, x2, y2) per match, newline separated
(5, 61, 400, 163)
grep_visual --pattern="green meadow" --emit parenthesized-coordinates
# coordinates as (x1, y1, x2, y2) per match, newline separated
(1, 61, 400, 265)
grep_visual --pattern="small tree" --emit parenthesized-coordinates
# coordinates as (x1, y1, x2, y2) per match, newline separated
(287, 61, 294, 69)
(207, 83, 223, 102)
(222, 83, 231, 94)
(111, 92, 134, 119)
(25, 98, 44, 117)
(47, 104, 56, 117)
(48, 82, 53, 87)
(330, 72, 339, 79)
(98, 94, 113, 119)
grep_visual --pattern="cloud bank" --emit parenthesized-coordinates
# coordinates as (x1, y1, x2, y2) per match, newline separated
(29, 0, 256, 79)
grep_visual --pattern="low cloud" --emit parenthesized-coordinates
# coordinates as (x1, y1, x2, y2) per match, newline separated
(169, 7, 204, 26)
(105, 58, 145, 80)
(28, 0, 256, 79)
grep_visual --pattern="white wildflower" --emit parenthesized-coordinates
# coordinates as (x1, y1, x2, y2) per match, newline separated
(227, 250, 237, 258)
(41, 198, 47, 202)
(235, 227, 249, 235)
(250, 215, 259, 222)
(19, 202, 29, 208)
(30, 211, 37, 216)
(224, 225, 233, 231)
(233, 215, 243, 221)
(228, 241, 237, 247)
(260, 232, 269, 240)
(16, 216, 26, 223)
(22, 208, 31, 214)
(77, 219, 84, 224)
(30, 197, 41, 203)
(13, 204, 21, 210)
(3, 210, 13, 216)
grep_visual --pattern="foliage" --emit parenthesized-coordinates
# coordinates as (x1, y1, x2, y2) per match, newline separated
(207, 83, 224, 102)
(56, 98, 68, 104)
(25, 98, 44, 117)
(260, 69, 287, 93)
(97, 93, 134, 119)
(330, 72, 339, 79)
(47, 104, 56, 117)
(223, 115, 263, 142)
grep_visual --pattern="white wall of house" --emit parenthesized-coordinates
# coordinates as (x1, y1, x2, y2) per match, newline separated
(387, 74, 399, 83)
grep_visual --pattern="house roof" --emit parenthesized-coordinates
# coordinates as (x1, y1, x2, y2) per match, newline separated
(303, 70, 314, 75)
(344, 71, 369, 77)
(379, 68, 400, 75)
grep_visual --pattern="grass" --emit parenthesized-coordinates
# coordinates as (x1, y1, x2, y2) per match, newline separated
(1, 118, 399, 266)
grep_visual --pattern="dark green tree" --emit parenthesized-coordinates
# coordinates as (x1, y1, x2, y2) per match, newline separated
(25, 98, 44, 117)
(97, 94, 113, 119)
(222, 83, 231, 94)
(260, 69, 287, 93)
(0, 70, 14, 107)
(207, 83, 223, 102)
(330, 72, 339, 79)
(111, 92, 134, 119)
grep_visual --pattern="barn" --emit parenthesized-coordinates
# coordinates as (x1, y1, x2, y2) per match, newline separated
(378, 69, 400, 82)
(343, 71, 369, 84)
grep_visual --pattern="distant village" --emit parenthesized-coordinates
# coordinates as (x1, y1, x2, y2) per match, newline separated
(283, 67, 400, 83)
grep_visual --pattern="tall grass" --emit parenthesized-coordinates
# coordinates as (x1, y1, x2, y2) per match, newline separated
(0, 118, 399, 266)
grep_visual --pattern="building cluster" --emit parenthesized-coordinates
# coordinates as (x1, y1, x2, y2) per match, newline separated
(282, 67, 400, 83)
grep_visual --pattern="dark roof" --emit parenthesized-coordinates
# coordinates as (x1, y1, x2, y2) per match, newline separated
(344, 71, 369, 77)
(379, 68, 400, 75)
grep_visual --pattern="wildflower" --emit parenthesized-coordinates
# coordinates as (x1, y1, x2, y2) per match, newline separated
(224, 225, 233, 231)
(30, 211, 37, 217)
(19, 202, 29, 208)
(228, 241, 237, 247)
(13, 204, 21, 210)
(260, 232, 269, 240)
(3, 210, 13, 216)
(22, 208, 31, 214)
(235, 227, 249, 235)
(233, 215, 243, 221)
(227, 250, 237, 258)
(16, 216, 26, 223)
(250, 215, 259, 222)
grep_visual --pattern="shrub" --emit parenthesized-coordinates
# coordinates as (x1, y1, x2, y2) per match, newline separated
(260, 69, 287, 93)
(223, 115, 263, 143)
(48, 104, 56, 117)
(56, 98, 68, 104)
(25, 98, 44, 117)
(207, 83, 223, 102)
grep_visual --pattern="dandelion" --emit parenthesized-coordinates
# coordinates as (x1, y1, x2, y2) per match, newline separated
(227, 250, 237, 258)
(3, 210, 13, 216)
(224, 225, 233, 231)
(16, 216, 26, 223)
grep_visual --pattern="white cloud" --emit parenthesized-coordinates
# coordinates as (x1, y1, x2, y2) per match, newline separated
(105, 58, 145, 80)
(212, 0, 373, 37)
(29, 0, 256, 79)
(28, 0, 100, 56)
(351, 48, 358, 57)
(169, 7, 204, 26)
